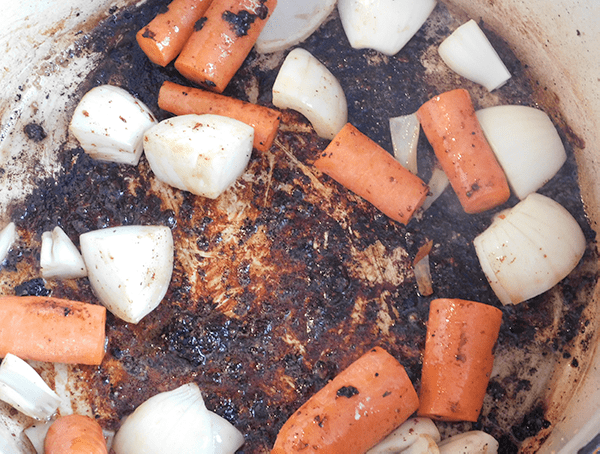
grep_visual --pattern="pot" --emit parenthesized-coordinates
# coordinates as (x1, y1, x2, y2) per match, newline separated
(1, 1, 599, 453)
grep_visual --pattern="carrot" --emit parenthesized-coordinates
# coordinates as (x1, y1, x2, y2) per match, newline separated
(313, 123, 429, 225)
(418, 298, 503, 422)
(174, 0, 277, 92)
(0, 296, 106, 365)
(416, 88, 510, 213)
(158, 80, 281, 151)
(45, 415, 108, 454)
(271, 346, 419, 454)
(136, 0, 214, 67)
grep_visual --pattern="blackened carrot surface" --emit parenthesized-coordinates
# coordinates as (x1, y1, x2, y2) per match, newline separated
(174, 0, 278, 92)
(271, 347, 419, 453)
(314, 123, 429, 225)
(418, 298, 503, 422)
(136, 0, 214, 67)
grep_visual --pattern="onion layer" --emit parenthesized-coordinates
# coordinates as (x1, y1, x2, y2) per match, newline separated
(438, 431, 498, 454)
(272, 48, 347, 140)
(40, 226, 87, 280)
(438, 20, 511, 91)
(338, 0, 437, 56)
(367, 417, 441, 453)
(476, 105, 566, 199)
(474, 193, 586, 305)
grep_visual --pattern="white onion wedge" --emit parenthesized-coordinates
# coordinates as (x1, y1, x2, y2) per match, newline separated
(40, 226, 87, 280)
(24, 420, 52, 454)
(367, 417, 441, 453)
(272, 48, 347, 140)
(255, 0, 337, 53)
(438, 431, 498, 454)
(70, 85, 157, 165)
(421, 167, 450, 211)
(144, 114, 254, 199)
(113, 383, 244, 454)
(0, 222, 17, 265)
(338, 0, 437, 56)
(390, 113, 420, 174)
(80, 225, 174, 324)
(438, 19, 511, 91)
(476, 105, 567, 199)
(0, 353, 60, 420)
(403, 434, 440, 454)
(474, 193, 586, 306)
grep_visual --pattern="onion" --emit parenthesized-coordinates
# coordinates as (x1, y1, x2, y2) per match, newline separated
(403, 434, 440, 454)
(438, 19, 511, 91)
(80, 225, 174, 324)
(389, 113, 420, 174)
(69, 85, 157, 165)
(421, 166, 450, 211)
(476, 105, 567, 199)
(272, 48, 347, 140)
(113, 383, 244, 454)
(474, 193, 586, 306)
(24, 421, 52, 454)
(438, 431, 498, 454)
(143, 114, 254, 199)
(0, 222, 17, 265)
(40, 226, 87, 280)
(337, 0, 437, 56)
(255, 0, 337, 53)
(367, 417, 441, 453)
(413, 241, 434, 297)
(0, 353, 60, 420)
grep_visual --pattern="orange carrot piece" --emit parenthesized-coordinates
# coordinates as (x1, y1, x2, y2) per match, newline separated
(416, 88, 510, 213)
(313, 123, 429, 225)
(45, 415, 108, 454)
(0, 296, 106, 365)
(174, 0, 277, 92)
(418, 298, 503, 422)
(136, 0, 214, 67)
(158, 80, 281, 151)
(271, 347, 419, 454)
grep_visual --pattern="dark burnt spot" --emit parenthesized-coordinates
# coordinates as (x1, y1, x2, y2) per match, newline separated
(14, 278, 51, 297)
(382, 390, 392, 398)
(256, 5, 269, 20)
(336, 385, 359, 398)
(141, 28, 156, 40)
(511, 405, 551, 441)
(64, 307, 73, 316)
(194, 17, 207, 32)
(204, 79, 217, 88)
(24, 123, 47, 142)
(223, 10, 257, 37)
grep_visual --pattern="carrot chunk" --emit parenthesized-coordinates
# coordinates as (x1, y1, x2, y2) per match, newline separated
(0, 296, 106, 365)
(158, 80, 281, 152)
(136, 0, 214, 67)
(175, 0, 277, 92)
(417, 88, 510, 213)
(314, 123, 429, 225)
(271, 346, 419, 454)
(418, 298, 503, 422)
(45, 415, 108, 454)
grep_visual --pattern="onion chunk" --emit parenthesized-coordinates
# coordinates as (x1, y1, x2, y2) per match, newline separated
(144, 114, 254, 199)
(40, 226, 87, 280)
(438, 431, 498, 454)
(476, 105, 567, 199)
(0, 222, 17, 265)
(69, 85, 157, 165)
(272, 48, 347, 140)
(338, 0, 437, 56)
(367, 417, 441, 453)
(474, 193, 586, 305)
(80, 225, 174, 324)
(438, 20, 511, 91)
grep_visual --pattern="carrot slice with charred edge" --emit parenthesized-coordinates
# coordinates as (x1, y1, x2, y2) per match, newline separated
(418, 298, 502, 422)
(45, 415, 108, 454)
(136, 0, 214, 67)
(416, 88, 510, 214)
(175, 0, 277, 93)
(0, 296, 106, 365)
(313, 123, 429, 225)
(271, 347, 419, 454)
(158, 80, 281, 152)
